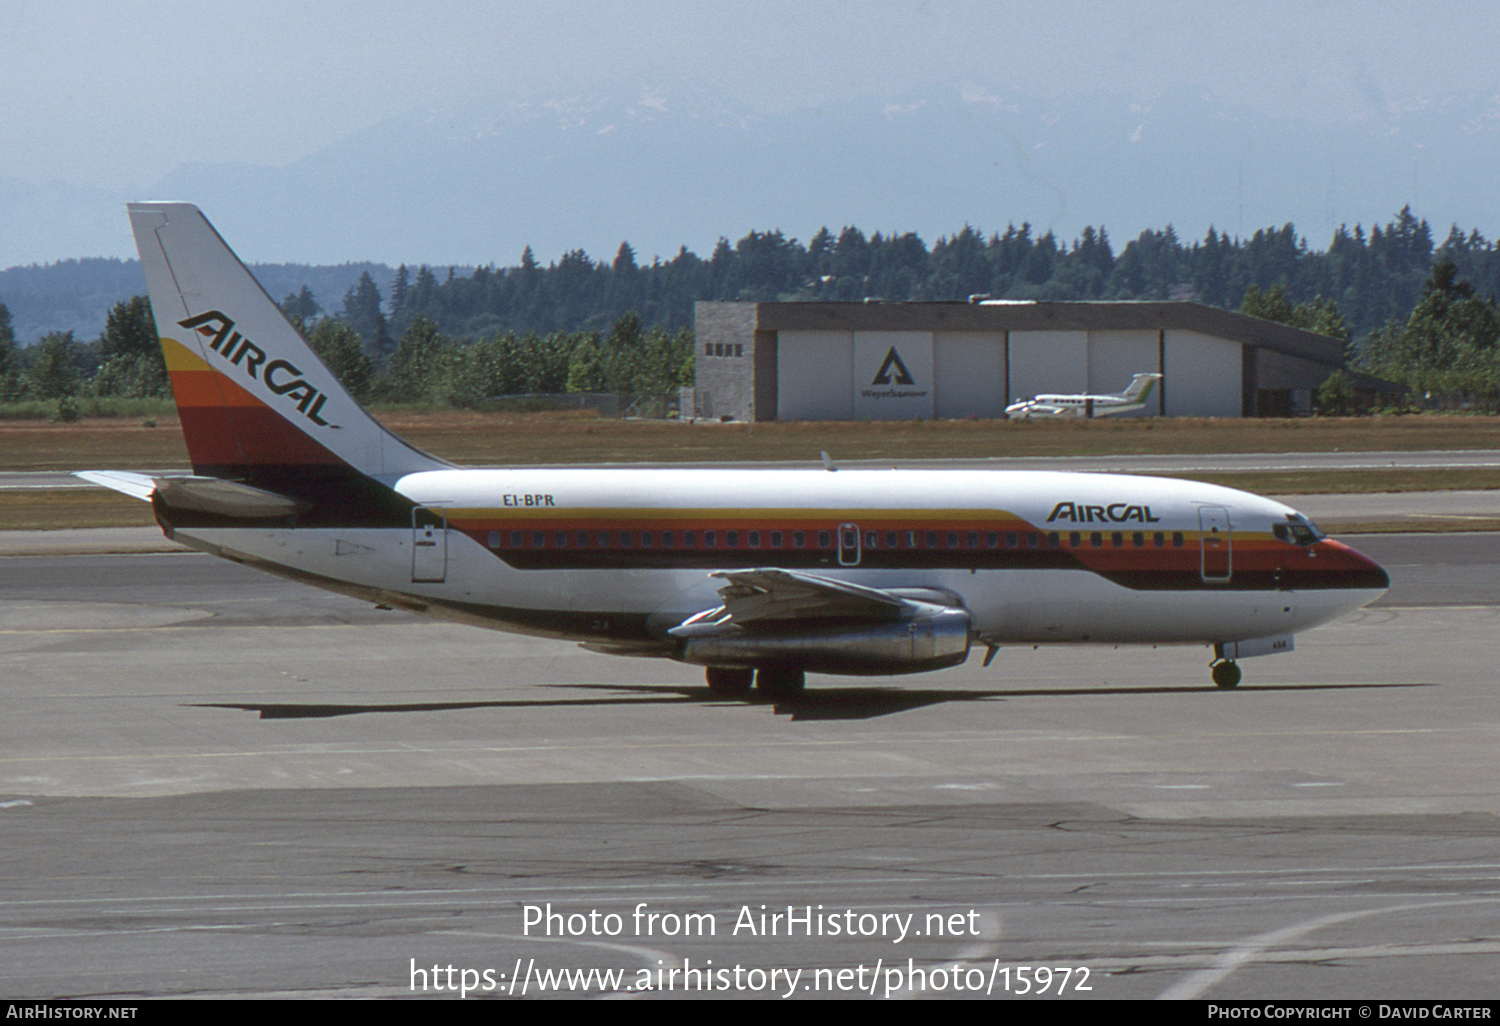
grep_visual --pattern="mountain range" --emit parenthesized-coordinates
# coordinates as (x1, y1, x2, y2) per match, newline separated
(4, 79, 1499, 341)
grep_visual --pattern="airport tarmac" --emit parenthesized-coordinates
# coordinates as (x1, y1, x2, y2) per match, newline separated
(0, 523, 1498, 1000)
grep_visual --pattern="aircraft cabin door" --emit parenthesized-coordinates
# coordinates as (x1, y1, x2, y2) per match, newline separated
(412, 506, 448, 583)
(1198, 506, 1231, 583)
(838, 522, 861, 566)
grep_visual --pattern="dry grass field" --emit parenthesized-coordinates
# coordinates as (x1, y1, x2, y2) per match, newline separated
(8, 410, 1500, 530)
(10, 409, 1500, 470)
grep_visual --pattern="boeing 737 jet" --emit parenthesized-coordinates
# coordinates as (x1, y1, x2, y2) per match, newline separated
(1005, 373, 1162, 419)
(81, 204, 1388, 697)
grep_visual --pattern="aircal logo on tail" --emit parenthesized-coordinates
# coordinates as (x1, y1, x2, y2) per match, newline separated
(1047, 502, 1161, 524)
(178, 311, 332, 426)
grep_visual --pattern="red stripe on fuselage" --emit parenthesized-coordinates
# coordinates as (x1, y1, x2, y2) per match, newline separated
(170, 367, 345, 469)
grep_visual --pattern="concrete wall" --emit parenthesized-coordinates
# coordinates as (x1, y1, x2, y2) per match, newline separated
(777, 329, 853, 420)
(1162, 330, 1242, 416)
(1009, 330, 1088, 403)
(934, 332, 1006, 418)
(693, 303, 757, 420)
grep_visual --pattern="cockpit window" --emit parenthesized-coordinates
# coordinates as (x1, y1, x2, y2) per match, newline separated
(1274, 514, 1325, 546)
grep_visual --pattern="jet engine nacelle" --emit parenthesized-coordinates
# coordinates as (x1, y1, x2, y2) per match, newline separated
(674, 604, 972, 676)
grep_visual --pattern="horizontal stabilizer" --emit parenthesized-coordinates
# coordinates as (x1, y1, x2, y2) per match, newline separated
(77, 470, 307, 518)
(75, 470, 156, 502)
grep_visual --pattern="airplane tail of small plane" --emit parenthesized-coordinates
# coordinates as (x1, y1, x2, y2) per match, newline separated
(1115, 373, 1162, 404)
(127, 203, 447, 490)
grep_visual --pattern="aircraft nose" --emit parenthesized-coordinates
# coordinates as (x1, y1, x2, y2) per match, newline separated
(1316, 539, 1390, 592)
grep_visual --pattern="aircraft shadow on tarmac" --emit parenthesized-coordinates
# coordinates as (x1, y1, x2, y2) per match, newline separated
(194, 681, 1431, 722)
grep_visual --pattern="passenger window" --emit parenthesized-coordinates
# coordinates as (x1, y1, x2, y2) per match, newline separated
(817, 530, 831, 548)
(1172, 532, 1184, 547)
(792, 531, 805, 548)
(1005, 532, 1018, 548)
(662, 531, 674, 547)
(511, 530, 524, 548)
(770, 531, 782, 547)
(705, 530, 717, 547)
(1090, 532, 1103, 547)
(683, 531, 696, 547)
(533, 531, 545, 547)
(487, 530, 500, 549)
(748, 531, 760, 548)
(1112, 532, 1123, 548)
(726, 531, 738, 547)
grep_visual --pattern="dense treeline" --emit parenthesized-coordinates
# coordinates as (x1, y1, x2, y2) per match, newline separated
(0, 292, 692, 416)
(359, 206, 1473, 342)
(7, 205, 1500, 414)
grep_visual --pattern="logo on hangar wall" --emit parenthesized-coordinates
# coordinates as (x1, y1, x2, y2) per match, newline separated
(870, 347, 915, 386)
(862, 347, 927, 400)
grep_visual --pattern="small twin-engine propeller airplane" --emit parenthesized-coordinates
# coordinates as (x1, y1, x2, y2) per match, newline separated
(1005, 372, 1162, 419)
(81, 204, 1388, 696)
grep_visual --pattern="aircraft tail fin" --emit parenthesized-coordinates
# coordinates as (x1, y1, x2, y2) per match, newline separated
(128, 203, 446, 486)
(1116, 373, 1162, 404)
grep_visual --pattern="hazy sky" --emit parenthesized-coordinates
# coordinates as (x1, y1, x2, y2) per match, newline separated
(3, 1, 1498, 262)
(6, 1, 1496, 185)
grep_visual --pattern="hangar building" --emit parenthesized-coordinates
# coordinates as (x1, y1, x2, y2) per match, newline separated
(693, 300, 1372, 421)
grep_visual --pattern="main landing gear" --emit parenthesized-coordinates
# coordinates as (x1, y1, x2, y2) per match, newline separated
(704, 666, 806, 699)
(755, 666, 806, 699)
(704, 666, 753, 697)
(1210, 659, 1242, 689)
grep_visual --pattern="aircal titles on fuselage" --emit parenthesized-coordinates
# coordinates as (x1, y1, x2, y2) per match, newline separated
(1046, 501, 1161, 524)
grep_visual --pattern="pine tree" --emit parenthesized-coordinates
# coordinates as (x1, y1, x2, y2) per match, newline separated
(31, 332, 81, 400)
(0, 302, 23, 400)
(93, 296, 168, 398)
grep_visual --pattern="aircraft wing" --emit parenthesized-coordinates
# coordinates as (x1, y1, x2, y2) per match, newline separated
(708, 568, 909, 624)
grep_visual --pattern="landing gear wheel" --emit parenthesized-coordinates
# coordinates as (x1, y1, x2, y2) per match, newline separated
(1211, 660, 1242, 689)
(756, 666, 806, 698)
(705, 666, 753, 697)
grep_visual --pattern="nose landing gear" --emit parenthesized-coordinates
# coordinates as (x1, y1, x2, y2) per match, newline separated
(1210, 659, 1242, 689)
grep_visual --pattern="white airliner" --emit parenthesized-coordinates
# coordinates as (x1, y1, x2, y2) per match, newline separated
(1005, 373, 1162, 419)
(81, 204, 1388, 696)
